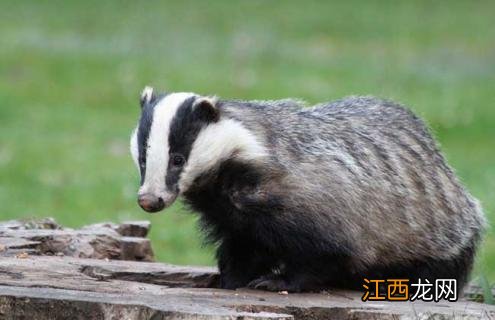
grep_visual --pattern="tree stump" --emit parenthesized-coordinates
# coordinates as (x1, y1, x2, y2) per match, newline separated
(0, 218, 493, 319)
(0, 218, 153, 261)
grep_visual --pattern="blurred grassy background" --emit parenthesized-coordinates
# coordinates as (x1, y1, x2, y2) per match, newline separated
(0, 0, 494, 284)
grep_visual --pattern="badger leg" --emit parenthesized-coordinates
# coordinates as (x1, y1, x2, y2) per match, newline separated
(247, 253, 354, 292)
(247, 261, 340, 292)
(217, 239, 275, 290)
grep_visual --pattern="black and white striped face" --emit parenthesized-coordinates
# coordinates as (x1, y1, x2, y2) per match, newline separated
(130, 87, 217, 212)
(130, 87, 267, 213)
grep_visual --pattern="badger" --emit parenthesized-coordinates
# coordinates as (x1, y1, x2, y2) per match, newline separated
(130, 86, 485, 292)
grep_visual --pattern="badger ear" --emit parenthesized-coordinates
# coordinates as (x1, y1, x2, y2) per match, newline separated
(193, 97, 219, 123)
(140, 86, 155, 109)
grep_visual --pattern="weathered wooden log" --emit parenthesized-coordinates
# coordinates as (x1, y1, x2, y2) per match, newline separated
(0, 219, 493, 319)
(0, 218, 153, 261)
(0, 255, 494, 319)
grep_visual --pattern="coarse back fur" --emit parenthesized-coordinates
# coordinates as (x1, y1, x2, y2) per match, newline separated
(130, 89, 486, 292)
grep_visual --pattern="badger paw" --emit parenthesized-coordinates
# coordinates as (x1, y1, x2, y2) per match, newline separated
(247, 275, 301, 292)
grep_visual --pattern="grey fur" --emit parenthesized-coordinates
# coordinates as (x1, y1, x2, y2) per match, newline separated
(219, 96, 485, 272)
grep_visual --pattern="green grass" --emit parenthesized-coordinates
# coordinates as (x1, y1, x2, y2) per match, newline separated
(0, 0, 494, 287)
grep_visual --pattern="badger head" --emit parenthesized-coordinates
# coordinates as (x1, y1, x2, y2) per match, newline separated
(130, 86, 266, 213)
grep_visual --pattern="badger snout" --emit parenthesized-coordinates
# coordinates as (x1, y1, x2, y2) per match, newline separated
(138, 193, 164, 212)
(137, 192, 177, 213)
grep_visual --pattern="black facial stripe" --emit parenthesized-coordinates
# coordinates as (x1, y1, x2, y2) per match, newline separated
(166, 96, 209, 190)
(137, 93, 168, 185)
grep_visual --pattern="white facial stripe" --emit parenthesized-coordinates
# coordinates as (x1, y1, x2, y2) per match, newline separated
(141, 92, 196, 196)
(178, 118, 268, 192)
(130, 128, 138, 168)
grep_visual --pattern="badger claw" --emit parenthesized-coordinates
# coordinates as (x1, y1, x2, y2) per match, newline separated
(247, 276, 269, 288)
(248, 276, 300, 292)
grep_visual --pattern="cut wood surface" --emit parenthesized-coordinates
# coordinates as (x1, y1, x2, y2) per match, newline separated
(0, 219, 494, 319)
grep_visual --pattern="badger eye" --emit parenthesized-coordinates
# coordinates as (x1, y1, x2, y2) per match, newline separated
(172, 154, 185, 167)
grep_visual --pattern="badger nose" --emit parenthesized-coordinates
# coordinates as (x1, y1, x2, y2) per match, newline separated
(138, 194, 165, 213)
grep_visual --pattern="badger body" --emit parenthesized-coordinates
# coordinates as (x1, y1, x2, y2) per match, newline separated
(130, 88, 485, 292)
